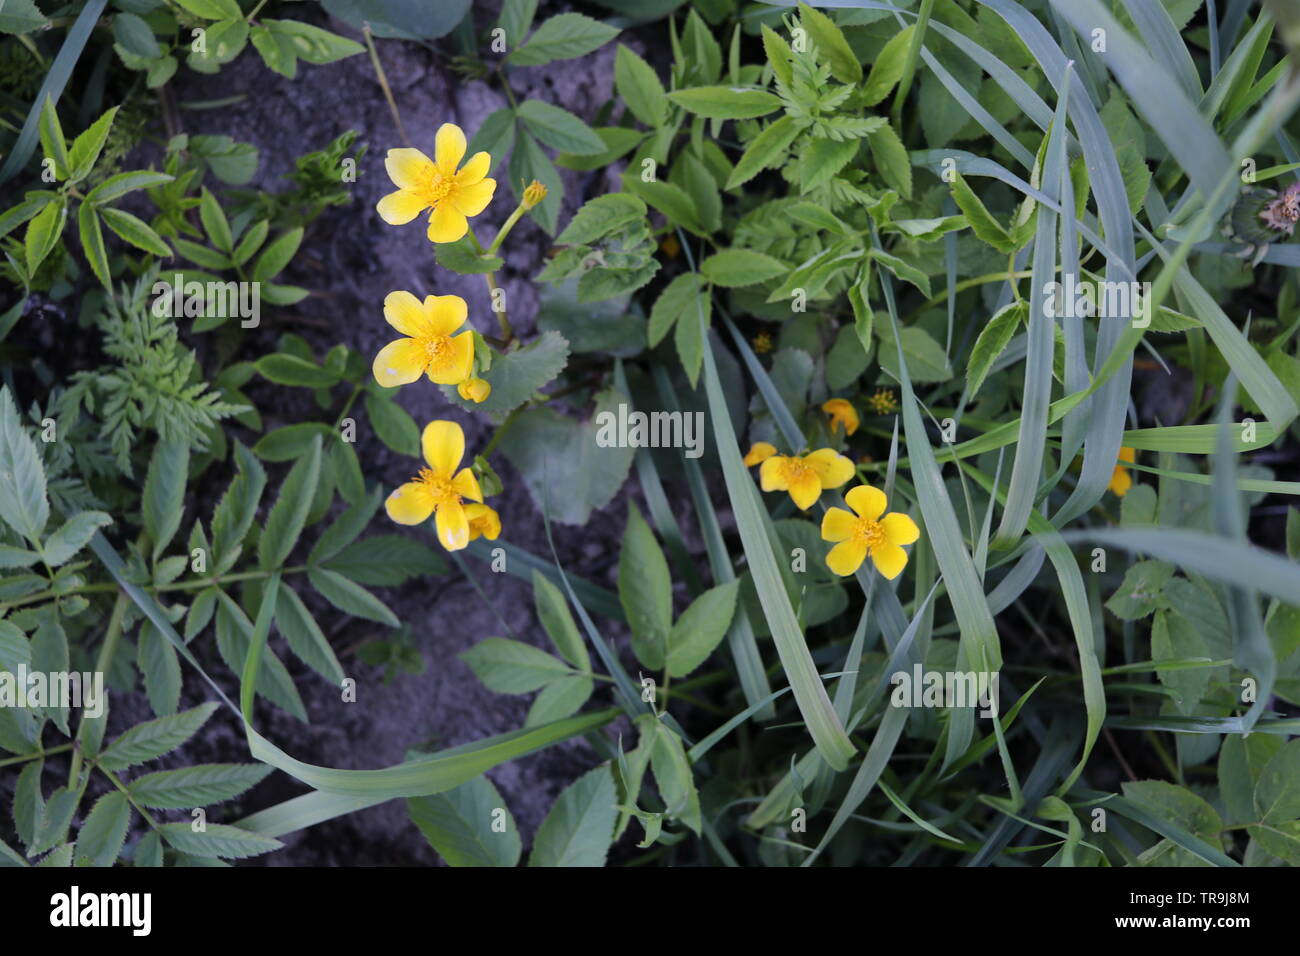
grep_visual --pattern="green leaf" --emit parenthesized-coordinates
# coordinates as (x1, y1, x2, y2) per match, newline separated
(322, 535, 446, 586)
(460, 637, 572, 693)
(434, 236, 503, 275)
(158, 822, 282, 859)
(175, 0, 241, 18)
(1105, 560, 1173, 621)
(0, 387, 48, 542)
(528, 766, 617, 866)
(252, 422, 336, 462)
(1255, 739, 1300, 824)
(199, 187, 232, 251)
(867, 123, 911, 198)
(648, 272, 707, 348)
(143, 440, 189, 561)
(0, 0, 46, 34)
(615, 44, 668, 127)
(645, 717, 701, 833)
(137, 623, 181, 717)
(258, 437, 322, 569)
(128, 764, 274, 809)
(726, 115, 799, 190)
(275, 582, 346, 684)
(556, 193, 647, 246)
(533, 570, 588, 670)
(798, 1, 861, 84)
(364, 391, 420, 455)
(508, 13, 618, 67)
(950, 172, 1017, 253)
(254, 353, 340, 388)
(252, 227, 303, 281)
(617, 503, 673, 671)
(212, 443, 267, 574)
(497, 388, 633, 526)
(444, 330, 569, 420)
(509, 131, 562, 233)
(24, 197, 65, 274)
(67, 106, 119, 180)
(77, 203, 110, 290)
(232, 219, 269, 266)
(99, 703, 218, 771)
(41, 511, 112, 566)
(407, 775, 520, 866)
(800, 137, 859, 192)
(516, 100, 605, 155)
(73, 792, 131, 867)
(967, 301, 1026, 398)
(99, 206, 170, 256)
(309, 486, 383, 565)
(307, 567, 399, 626)
(861, 24, 914, 106)
(666, 581, 739, 678)
(621, 175, 703, 234)
(38, 96, 69, 180)
(700, 248, 787, 287)
(85, 170, 174, 205)
(668, 86, 782, 119)
(263, 19, 365, 64)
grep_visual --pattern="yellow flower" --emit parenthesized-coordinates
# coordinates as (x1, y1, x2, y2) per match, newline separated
(821, 485, 919, 579)
(376, 123, 497, 244)
(1109, 446, 1136, 497)
(457, 377, 491, 403)
(385, 420, 484, 551)
(660, 234, 681, 259)
(521, 180, 548, 210)
(373, 291, 475, 388)
(752, 331, 773, 354)
(822, 398, 859, 436)
(759, 448, 855, 510)
(466, 503, 501, 541)
(867, 388, 898, 415)
(743, 441, 777, 467)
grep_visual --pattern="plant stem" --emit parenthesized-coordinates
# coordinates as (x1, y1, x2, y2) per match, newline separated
(891, 0, 935, 129)
(468, 231, 514, 343)
(364, 24, 411, 148)
(0, 743, 73, 770)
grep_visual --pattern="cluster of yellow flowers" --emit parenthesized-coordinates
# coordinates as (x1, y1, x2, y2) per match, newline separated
(373, 122, 532, 551)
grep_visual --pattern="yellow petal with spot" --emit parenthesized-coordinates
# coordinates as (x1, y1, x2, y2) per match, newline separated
(759, 456, 787, 491)
(453, 466, 482, 503)
(427, 202, 469, 243)
(821, 506, 856, 542)
(384, 148, 434, 190)
(435, 123, 467, 174)
(456, 151, 491, 185)
(427, 331, 475, 385)
(422, 420, 464, 476)
(376, 189, 427, 225)
(385, 482, 435, 525)
(744, 442, 777, 467)
(372, 338, 426, 388)
(383, 290, 433, 337)
(882, 512, 920, 546)
(806, 448, 854, 489)
(788, 471, 822, 510)
(845, 484, 887, 521)
(871, 543, 909, 580)
(452, 177, 496, 217)
(424, 294, 467, 336)
(436, 500, 470, 551)
(826, 540, 867, 577)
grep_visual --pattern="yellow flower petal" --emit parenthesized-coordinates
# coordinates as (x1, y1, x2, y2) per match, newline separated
(871, 543, 909, 580)
(822, 398, 860, 436)
(1109, 466, 1132, 497)
(456, 151, 491, 185)
(427, 202, 468, 243)
(845, 485, 887, 521)
(452, 466, 482, 503)
(759, 456, 788, 491)
(427, 331, 475, 385)
(821, 506, 857, 542)
(424, 294, 468, 336)
(372, 338, 427, 388)
(452, 177, 496, 217)
(435, 500, 470, 551)
(435, 123, 467, 174)
(826, 540, 868, 577)
(385, 482, 435, 525)
(376, 188, 427, 225)
(744, 441, 777, 467)
(466, 503, 501, 541)
(1119, 446, 1136, 464)
(384, 148, 434, 190)
(788, 471, 822, 510)
(806, 448, 854, 489)
(422, 420, 464, 475)
(383, 290, 433, 337)
(459, 377, 491, 403)
(882, 512, 920, 546)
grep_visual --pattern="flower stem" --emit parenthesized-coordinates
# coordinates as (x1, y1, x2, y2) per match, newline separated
(468, 231, 513, 344)
(364, 24, 411, 148)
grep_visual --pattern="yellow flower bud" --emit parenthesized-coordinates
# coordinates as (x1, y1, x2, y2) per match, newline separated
(522, 180, 548, 210)
(458, 377, 491, 403)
